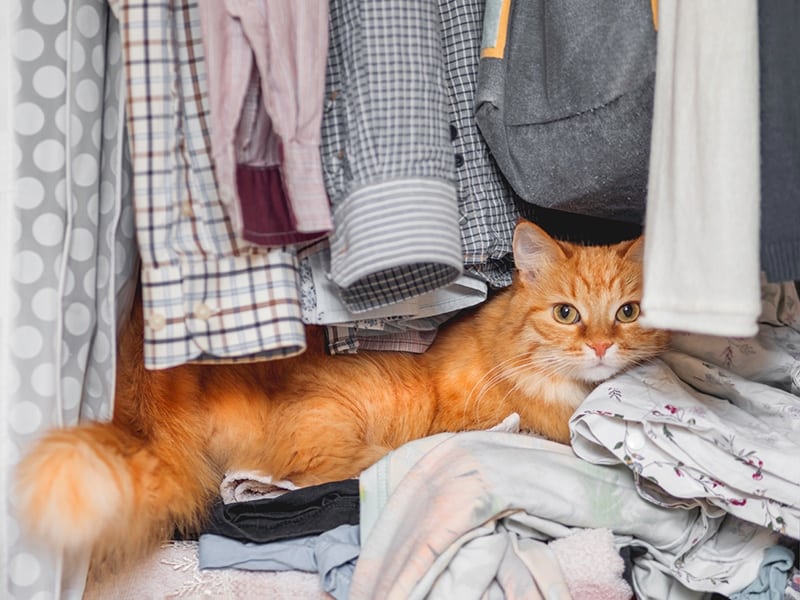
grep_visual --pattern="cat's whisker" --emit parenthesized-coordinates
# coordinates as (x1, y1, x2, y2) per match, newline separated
(469, 351, 579, 411)
(464, 369, 525, 422)
(472, 362, 532, 401)
(466, 360, 538, 422)
(466, 353, 533, 395)
(468, 374, 524, 425)
(489, 380, 525, 423)
(463, 353, 534, 411)
(523, 355, 576, 378)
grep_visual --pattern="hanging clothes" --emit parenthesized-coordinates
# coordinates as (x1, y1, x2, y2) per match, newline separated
(640, 0, 761, 337)
(758, 0, 800, 283)
(475, 0, 656, 224)
(119, 0, 307, 370)
(320, 0, 464, 314)
(197, 0, 333, 247)
(439, 0, 518, 287)
(306, 0, 520, 354)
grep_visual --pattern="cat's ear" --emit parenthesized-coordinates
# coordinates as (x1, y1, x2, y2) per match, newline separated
(513, 220, 567, 283)
(619, 236, 645, 263)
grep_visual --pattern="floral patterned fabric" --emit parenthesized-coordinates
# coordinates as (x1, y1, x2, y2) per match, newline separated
(571, 281, 800, 538)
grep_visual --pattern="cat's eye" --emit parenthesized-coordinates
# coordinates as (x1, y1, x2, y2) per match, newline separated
(616, 302, 641, 323)
(553, 304, 580, 324)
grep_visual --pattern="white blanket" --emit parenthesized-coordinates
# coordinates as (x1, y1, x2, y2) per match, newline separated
(352, 431, 775, 599)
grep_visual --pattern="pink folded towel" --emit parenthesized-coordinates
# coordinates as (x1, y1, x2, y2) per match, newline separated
(550, 528, 633, 600)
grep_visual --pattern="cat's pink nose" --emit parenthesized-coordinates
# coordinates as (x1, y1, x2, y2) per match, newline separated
(588, 341, 612, 358)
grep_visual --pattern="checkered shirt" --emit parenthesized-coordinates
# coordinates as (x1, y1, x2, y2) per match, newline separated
(325, 327, 439, 355)
(440, 0, 519, 288)
(310, 0, 518, 350)
(321, 0, 465, 313)
(120, 0, 306, 369)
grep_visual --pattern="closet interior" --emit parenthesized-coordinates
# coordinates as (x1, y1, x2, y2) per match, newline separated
(4, 0, 800, 598)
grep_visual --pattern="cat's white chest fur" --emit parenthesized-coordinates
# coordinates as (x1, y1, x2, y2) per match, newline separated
(516, 373, 592, 408)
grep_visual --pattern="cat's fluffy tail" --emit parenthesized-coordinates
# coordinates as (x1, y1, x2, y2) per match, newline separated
(14, 421, 217, 564)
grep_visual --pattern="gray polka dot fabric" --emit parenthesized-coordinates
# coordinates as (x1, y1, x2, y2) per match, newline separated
(4, 0, 137, 597)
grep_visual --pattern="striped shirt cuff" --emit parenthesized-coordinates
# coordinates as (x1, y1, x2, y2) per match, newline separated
(329, 177, 463, 313)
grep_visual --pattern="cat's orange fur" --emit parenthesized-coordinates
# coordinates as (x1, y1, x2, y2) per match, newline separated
(15, 221, 669, 565)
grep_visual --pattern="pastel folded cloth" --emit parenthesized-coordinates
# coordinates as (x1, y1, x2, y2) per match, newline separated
(549, 528, 633, 600)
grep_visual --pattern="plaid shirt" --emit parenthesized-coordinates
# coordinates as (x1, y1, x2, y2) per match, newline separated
(321, 0, 464, 313)
(120, 0, 306, 369)
(325, 327, 439, 355)
(320, 0, 518, 317)
(440, 0, 518, 288)
(310, 0, 518, 353)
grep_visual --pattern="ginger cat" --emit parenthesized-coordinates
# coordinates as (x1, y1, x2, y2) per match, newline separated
(15, 221, 669, 565)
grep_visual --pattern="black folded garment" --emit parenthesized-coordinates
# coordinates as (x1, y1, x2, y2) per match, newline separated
(203, 479, 360, 544)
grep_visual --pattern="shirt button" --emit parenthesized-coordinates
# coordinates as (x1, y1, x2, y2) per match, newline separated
(148, 312, 166, 331)
(194, 302, 214, 321)
(450, 124, 459, 141)
(454, 153, 464, 168)
(180, 200, 193, 217)
(627, 430, 646, 450)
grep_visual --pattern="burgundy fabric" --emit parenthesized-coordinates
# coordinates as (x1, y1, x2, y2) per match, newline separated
(237, 164, 328, 246)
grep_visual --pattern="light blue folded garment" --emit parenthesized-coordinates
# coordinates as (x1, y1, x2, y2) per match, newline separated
(199, 523, 360, 600)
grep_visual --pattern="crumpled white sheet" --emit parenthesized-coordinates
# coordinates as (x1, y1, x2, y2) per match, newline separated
(572, 281, 800, 538)
(352, 430, 776, 600)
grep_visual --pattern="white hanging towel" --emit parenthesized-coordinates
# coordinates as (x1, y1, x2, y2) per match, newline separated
(641, 0, 761, 337)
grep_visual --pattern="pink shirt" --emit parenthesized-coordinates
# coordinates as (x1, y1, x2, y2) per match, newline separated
(198, 0, 332, 246)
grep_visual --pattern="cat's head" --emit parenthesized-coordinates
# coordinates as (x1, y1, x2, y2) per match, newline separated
(510, 220, 670, 384)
